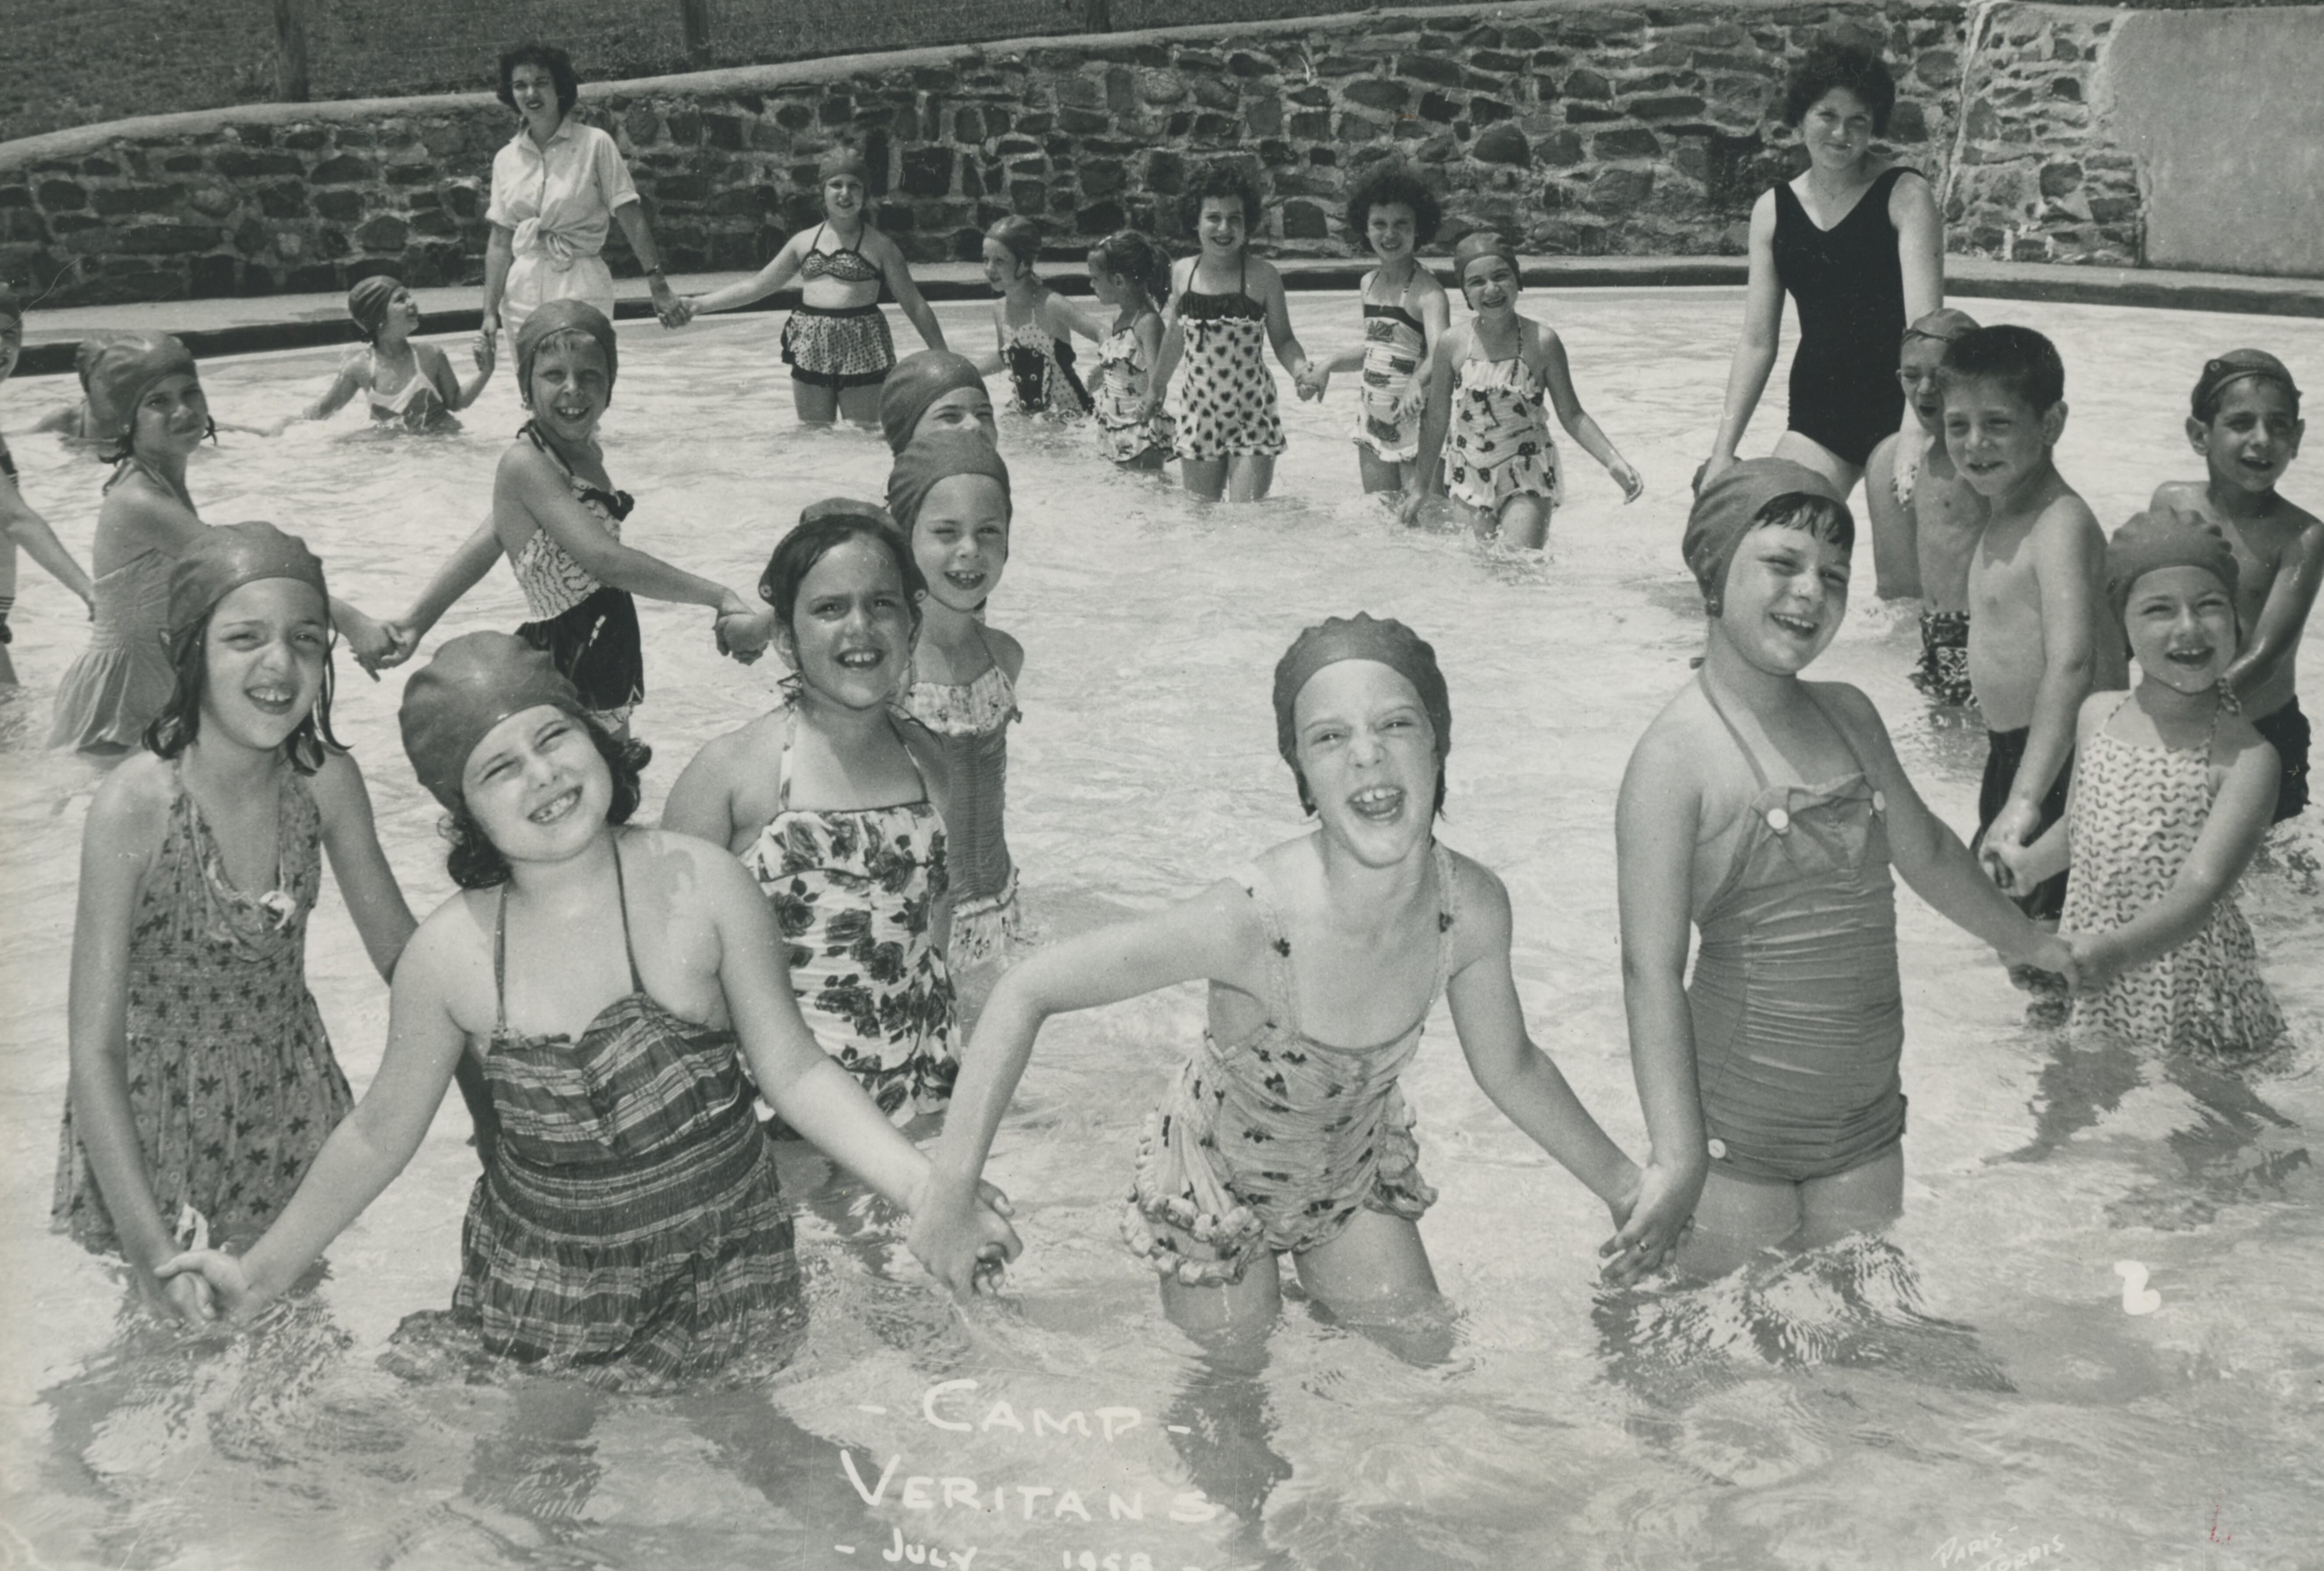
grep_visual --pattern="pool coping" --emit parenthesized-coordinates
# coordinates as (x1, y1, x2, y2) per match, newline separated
(11, 254, 2320, 379)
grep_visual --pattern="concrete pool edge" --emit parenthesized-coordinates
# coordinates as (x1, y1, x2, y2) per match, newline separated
(12, 254, 2321, 378)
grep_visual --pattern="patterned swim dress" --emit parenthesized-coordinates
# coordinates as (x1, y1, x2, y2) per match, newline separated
(740, 703, 957, 1122)
(54, 762, 354, 1252)
(2060, 701, 2289, 1060)
(509, 420, 644, 725)
(1351, 291, 1428, 462)
(1171, 258, 1286, 463)
(1091, 316, 1173, 464)
(895, 631, 1021, 967)
(1443, 351, 1562, 513)
(1003, 314, 1091, 418)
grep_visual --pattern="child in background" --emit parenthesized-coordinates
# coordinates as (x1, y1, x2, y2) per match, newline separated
(56, 524, 414, 1322)
(1948, 325, 2116, 937)
(0, 283, 97, 683)
(975, 217, 1100, 419)
(888, 434, 1025, 966)
(879, 351, 998, 455)
(1145, 162, 1317, 503)
(1408, 231, 1643, 548)
(1085, 230, 1175, 470)
(1618, 462, 2073, 1274)
(663, 505, 957, 1125)
(1864, 308, 1984, 708)
(1298, 167, 1449, 498)
(1996, 507, 2288, 1058)
(33, 334, 128, 443)
(277, 277, 494, 434)
(2147, 350, 2317, 823)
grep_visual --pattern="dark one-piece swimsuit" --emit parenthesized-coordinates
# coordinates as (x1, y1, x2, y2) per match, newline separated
(1772, 166, 1914, 469)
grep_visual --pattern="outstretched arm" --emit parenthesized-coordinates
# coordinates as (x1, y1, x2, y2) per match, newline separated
(423, 341, 495, 411)
(312, 750, 417, 983)
(396, 515, 504, 651)
(0, 469, 95, 610)
(690, 235, 807, 315)
(499, 445, 749, 617)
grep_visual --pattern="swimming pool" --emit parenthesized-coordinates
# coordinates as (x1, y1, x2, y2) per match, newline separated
(3, 290, 2320, 1570)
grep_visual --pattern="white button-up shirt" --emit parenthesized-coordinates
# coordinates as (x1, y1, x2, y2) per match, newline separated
(486, 118, 638, 271)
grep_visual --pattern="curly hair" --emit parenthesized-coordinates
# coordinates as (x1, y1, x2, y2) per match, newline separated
(1086, 230, 1172, 307)
(757, 507, 927, 643)
(143, 606, 344, 775)
(1178, 161, 1264, 233)
(1941, 324, 2066, 413)
(1346, 166, 1443, 247)
(441, 715, 649, 890)
(1783, 39, 1897, 135)
(496, 42, 581, 117)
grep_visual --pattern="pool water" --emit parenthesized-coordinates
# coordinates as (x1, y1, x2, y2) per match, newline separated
(3, 291, 2320, 1571)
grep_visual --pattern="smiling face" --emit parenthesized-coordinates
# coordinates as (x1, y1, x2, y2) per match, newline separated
(131, 370, 209, 460)
(1292, 659, 1442, 864)
(1197, 196, 1247, 258)
(912, 385, 998, 448)
(508, 62, 561, 135)
(1800, 87, 1875, 172)
(1718, 524, 1852, 674)
(780, 534, 918, 710)
(980, 238, 1022, 293)
(2124, 566, 2238, 695)
(1366, 202, 1418, 263)
(823, 173, 866, 223)
(1460, 253, 1519, 316)
(1086, 253, 1122, 307)
(1896, 334, 1950, 431)
(1942, 374, 2059, 499)
(524, 335, 610, 439)
(2193, 378, 2304, 497)
(378, 286, 423, 342)
(198, 578, 331, 754)
(460, 703, 612, 865)
(911, 474, 1010, 616)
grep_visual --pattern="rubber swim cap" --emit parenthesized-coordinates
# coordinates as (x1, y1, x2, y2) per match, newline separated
(88, 332, 199, 440)
(2192, 348, 2302, 420)
(1682, 457, 1843, 612)
(1903, 307, 1979, 344)
(879, 350, 988, 454)
(1453, 229, 1519, 285)
(887, 431, 1012, 536)
(2106, 504, 2239, 630)
(347, 275, 400, 340)
(1272, 613, 1452, 772)
(515, 298, 618, 403)
(400, 631, 587, 810)
(168, 521, 329, 644)
(818, 145, 870, 184)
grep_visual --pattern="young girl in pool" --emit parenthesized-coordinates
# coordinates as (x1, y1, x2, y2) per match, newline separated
(389, 301, 768, 732)
(683, 147, 949, 429)
(663, 505, 958, 1123)
(879, 351, 998, 455)
(1298, 168, 1450, 498)
(56, 523, 414, 1325)
(1085, 230, 1174, 471)
(1144, 162, 1317, 504)
(886, 434, 1024, 966)
(0, 282, 98, 684)
(911, 613, 1687, 1335)
(1993, 507, 2289, 1059)
(50, 335, 396, 754)
(158, 633, 1015, 1379)
(276, 276, 494, 434)
(1408, 232, 1643, 548)
(974, 217, 1100, 420)
(1618, 460, 2074, 1276)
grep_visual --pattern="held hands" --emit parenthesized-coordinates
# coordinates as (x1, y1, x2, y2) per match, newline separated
(1598, 1158, 1704, 1285)
(336, 605, 398, 679)
(1293, 365, 1330, 401)
(713, 601, 773, 665)
(2061, 931, 2119, 994)
(155, 1248, 259, 1323)
(474, 319, 499, 369)
(371, 620, 423, 670)
(906, 1175, 1026, 1302)
(649, 279, 693, 329)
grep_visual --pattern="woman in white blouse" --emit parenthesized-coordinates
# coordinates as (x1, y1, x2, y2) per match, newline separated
(477, 43, 687, 358)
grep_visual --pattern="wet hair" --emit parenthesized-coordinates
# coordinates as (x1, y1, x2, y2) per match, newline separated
(143, 603, 344, 775)
(101, 403, 216, 467)
(1179, 161, 1264, 233)
(1087, 230, 1172, 306)
(985, 216, 1043, 280)
(757, 508, 927, 644)
(441, 715, 648, 890)
(1346, 167, 1443, 246)
(1783, 39, 1896, 135)
(1750, 491, 1855, 553)
(1940, 324, 2066, 413)
(496, 42, 580, 117)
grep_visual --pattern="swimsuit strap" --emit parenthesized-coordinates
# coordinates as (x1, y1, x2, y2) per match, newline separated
(522, 419, 634, 520)
(1235, 863, 1302, 1033)
(1696, 674, 1773, 791)
(1796, 683, 1877, 786)
(1428, 841, 1461, 998)
(775, 698, 932, 812)
(491, 836, 644, 1038)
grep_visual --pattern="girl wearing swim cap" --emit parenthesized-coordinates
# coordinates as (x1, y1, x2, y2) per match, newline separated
(58, 524, 418, 1326)
(684, 145, 949, 430)
(274, 276, 495, 435)
(879, 350, 998, 454)
(0, 281, 96, 685)
(1619, 462, 2070, 1275)
(914, 614, 1673, 1355)
(1991, 507, 2289, 1058)
(158, 630, 1015, 1370)
(1406, 231, 1643, 548)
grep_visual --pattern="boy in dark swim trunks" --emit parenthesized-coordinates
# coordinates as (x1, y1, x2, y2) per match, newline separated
(1867, 308, 1984, 709)
(2145, 349, 2317, 823)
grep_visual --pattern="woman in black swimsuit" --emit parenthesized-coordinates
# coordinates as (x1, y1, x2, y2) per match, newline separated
(1702, 40, 1942, 596)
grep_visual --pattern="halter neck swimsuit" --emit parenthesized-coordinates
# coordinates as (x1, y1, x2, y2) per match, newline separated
(1444, 347, 1562, 514)
(785, 224, 896, 390)
(367, 348, 454, 430)
(896, 629, 1022, 966)
(1772, 166, 1913, 468)
(1171, 257, 1286, 462)
(510, 420, 644, 721)
(1688, 679, 1907, 1182)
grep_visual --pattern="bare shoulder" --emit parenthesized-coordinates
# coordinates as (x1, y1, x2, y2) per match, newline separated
(405, 886, 496, 1022)
(677, 709, 782, 788)
(860, 224, 909, 265)
(1749, 188, 1779, 231)
(2148, 478, 2207, 513)
(1887, 165, 1936, 205)
(2216, 708, 2276, 774)
(1807, 676, 1886, 735)
(1441, 846, 1514, 959)
(1630, 683, 1716, 773)
(624, 824, 753, 898)
(1245, 254, 1286, 292)
(305, 747, 374, 818)
(983, 624, 1026, 681)
(338, 347, 373, 381)
(87, 751, 176, 847)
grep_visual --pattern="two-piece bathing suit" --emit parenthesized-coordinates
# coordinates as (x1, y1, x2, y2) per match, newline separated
(1687, 679, 1908, 1185)
(510, 420, 645, 726)
(1171, 258, 1286, 463)
(1772, 166, 1913, 469)
(896, 629, 1022, 967)
(782, 224, 896, 390)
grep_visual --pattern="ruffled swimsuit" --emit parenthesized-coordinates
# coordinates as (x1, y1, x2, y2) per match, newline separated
(49, 460, 186, 752)
(54, 764, 353, 1251)
(783, 224, 896, 390)
(740, 705, 957, 1122)
(367, 349, 456, 431)
(1003, 315, 1090, 418)
(509, 421, 643, 724)
(1444, 351, 1562, 513)
(1171, 258, 1285, 462)
(444, 841, 805, 1388)
(1125, 845, 1454, 1286)
(2060, 702, 2289, 1059)
(1688, 679, 1907, 1183)
(1352, 294, 1428, 462)
(1091, 315, 1173, 463)
(896, 634, 1021, 967)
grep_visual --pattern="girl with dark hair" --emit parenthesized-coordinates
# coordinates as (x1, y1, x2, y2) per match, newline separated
(57, 524, 415, 1325)
(1702, 37, 1943, 584)
(664, 502, 960, 1124)
(1086, 229, 1175, 468)
(1300, 166, 1450, 497)
(973, 216, 1101, 418)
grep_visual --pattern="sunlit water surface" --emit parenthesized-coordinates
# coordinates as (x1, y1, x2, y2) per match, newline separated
(3, 292, 2321, 1571)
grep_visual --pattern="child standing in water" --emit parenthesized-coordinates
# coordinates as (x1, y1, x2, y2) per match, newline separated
(887, 434, 1025, 965)
(57, 524, 414, 1322)
(974, 217, 1100, 419)
(1145, 163, 1316, 503)
(1995, 509, 2290, 1058)
(879, 351, 998, 455)
(1408, 232, 1643, 548)
(664, 506, 957, 1124)
(1085, 230, 1175, 470)
(0, 283, 97, 684)
(1298, 168, 1449, 497)
(159, 633, 1015, 1378)
(2146, 350, 2317, 823)
(912, 614, 1684, 1338)
(1618, 461, 2073, 1276)
(277, 277, 494, 434)
(1864, 308, 1984, 708)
